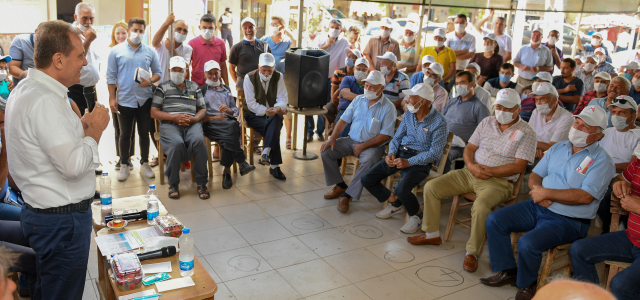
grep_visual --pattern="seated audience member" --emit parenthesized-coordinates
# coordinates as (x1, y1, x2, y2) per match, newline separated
(442, 71, 491, 173)
(336, 57, 369, 138)
(521, 85, 532, 100)
(327, 48, 363, 139)
(594, 47, 617, 76)
(552, 58, 584, 113)
(629, 70, 640, 104)
(409, 55, 435, 87)
(573, 55, 584, 72)
(571, 139, 640, 300)
(151, 57, 209, 199)
(574, 72, 611, 115)
(377, 52, 410, 113)
(361, 84, 448, 233)
(0, 56, 14, 101)
(243, 53, 288, 180)
(596, 95, 638, 233)
(409, 88, 536, 273)
(320, 71, 396, 213)
(532, 279, 615, 300)
(528, 83, 573, 160)
(520, 72, 553, 122)
(585, 76, 631, 128)
(200, 60, 256, 189)
(484, 63, 522, 97)
(620, 61, 638, 81)
(470, 33, 504, 86)
(575, 55, 598, 93)
(452, 62, 492, 110)
(403, 63, 448, 113)
(481, 105, 614, 300)
(0, 221, 36, 298)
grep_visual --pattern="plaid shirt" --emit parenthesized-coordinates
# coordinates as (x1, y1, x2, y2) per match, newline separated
(622, 159, 640, 248)
(389, 108, 449, 166)
(468, 116, 537, 182)
(574, 90, 599, 115)
(331, 67, 349, 87)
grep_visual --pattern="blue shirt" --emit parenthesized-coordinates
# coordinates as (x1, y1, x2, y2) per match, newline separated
(261, 36, 292, 74)
(8, 33, 35, 86)
(588, 98, 613, 128)
(106, 42, 162, 108)
(486, 77, 517, 90)
(629, 88, 640, 104)
(533, 141, 615, 219)
(595, 62, 616, 75)
(513, 44, 554, 80)
(389, 108, 449, 166)
(340, 94, 397, 143)
(338, 76, 364, 110)
(581, 44, 612, 63)
(442, 95, 491, 142)
(410, 72, 424, 87)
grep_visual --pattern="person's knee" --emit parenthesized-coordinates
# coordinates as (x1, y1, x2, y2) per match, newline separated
(609, 272, 633, 295)
(394, 182, 408, 198)
(486, 212, 502, 233)
(516, 235, 539, 255)
(360, 171, 375, 188)
(470, 202, 492, 218)
(569, 239, 588, 262)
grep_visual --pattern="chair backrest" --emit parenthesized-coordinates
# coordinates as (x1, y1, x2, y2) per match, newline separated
(433, 132, 455, 176)
(510, 169, 527, 199)
(610, 195, 629, 232)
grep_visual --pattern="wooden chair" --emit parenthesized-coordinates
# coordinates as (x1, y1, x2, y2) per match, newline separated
(207, 139, 237, 176)
(443, 169, 526, 256)
(603, 195, 631, 291)
(238, 91, 263, 166)
(7, 272, 18, 300)
(154, 119, 195, 185)
(510, 231, 573, 290)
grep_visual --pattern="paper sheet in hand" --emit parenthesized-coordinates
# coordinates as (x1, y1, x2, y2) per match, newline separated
(118, 289, 157, 300)
(142, 261, 172, 274)
(134, 67, 151, 83)
(155, 277, 195, 292)
(95, 227, 160, 256)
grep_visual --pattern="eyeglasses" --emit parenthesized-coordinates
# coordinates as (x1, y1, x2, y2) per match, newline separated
(613, 98, 631, 105)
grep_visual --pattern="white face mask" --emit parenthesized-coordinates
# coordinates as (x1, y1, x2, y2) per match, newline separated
(259, 72, 272, 82)
(364, 88, 379, 100)
(495, 110, 515, 124)
(548, 36, 557, 45)
(633, 78, 640, 89)
(597, 54, 606, 64)
(206, 78, 220, 87)
(436, 41, 444, 47)
(424, 76, 436, 87)
(129, 32, 143, 44)
(329, 28, 340, 39)
(271, 26, 281, 36)
(455, 23, 465, 33)
(536, 100, 554, 115)
(404, 35, 415, 43)
(531, 39, 541, 45)
(77, 23, 90, 33)
(380, 65, 392, 76)
(484, 45, 494, 53)
(244, 35, 256, 42)
(380, 29, 390, 38)
(594, 82, 608, 93)
(611, 115, 630, 130)
(0, 70, 7, 81)
(583, 63, 595, 72)
(406, 99, 425, 114)
(354, 70, 367, 81)
(201, 29, 214, 40)
(591, 37, 601, 46)
(456, 85, 470, 97)
(568, 127, 593, 148)
(170, 72, 185, 85)
(174, 32, 187, 43)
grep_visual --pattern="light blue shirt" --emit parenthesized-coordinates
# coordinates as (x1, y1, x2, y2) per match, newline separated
(388, 108, 449, 166)
(513, 43, 553, 80)
(532, 140, 615, 219)
(261, 35, 292, 74)
(340, 94, 397, 143)
(8, 33, 34, 86)
(595, 62, 616, 75)
(588, 98, 613, 128)
(106, 42, 162, 108)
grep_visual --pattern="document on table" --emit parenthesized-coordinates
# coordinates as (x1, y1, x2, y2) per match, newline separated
(118, 289, 157, 300)
(95, 227, 161, 256)
(155, 277, 195, 292)
(142, 261, 172, 274)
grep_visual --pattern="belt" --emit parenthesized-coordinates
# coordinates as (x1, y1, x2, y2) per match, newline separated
(401, 146, 419, 154)
(26, 198, 92, 214)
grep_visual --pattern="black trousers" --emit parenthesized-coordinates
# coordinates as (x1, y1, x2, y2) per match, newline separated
(67, 84, 96, 116)
(118, 99, 152, 165)
(244, 112, 283, 165)
(203, 117, 246, 167)
(113, 112, 136, 157)
(0, 220, 36, 297)
(221, 28, 233, 48)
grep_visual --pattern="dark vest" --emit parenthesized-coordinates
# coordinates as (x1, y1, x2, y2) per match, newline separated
(243, 69, 280, 114)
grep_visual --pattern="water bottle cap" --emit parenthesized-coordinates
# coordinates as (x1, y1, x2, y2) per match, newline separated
(102, 172, 108, 176)
(182, 228, 190, 234)
(149, 184, 156, 189)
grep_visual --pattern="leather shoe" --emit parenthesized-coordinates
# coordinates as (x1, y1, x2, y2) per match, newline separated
(463, 254, 478, 272)
(269, 167, 286, 180)
(259, 154, 270, 166)
(515, 282, 537, 300)
(337, 196, 351, 213)
(324, 185, 347, 199)
(317, 134, 325, 141)
(239, 162, 256, 176)
(480, 271, 517, 287)
(407, 234, 441, 246)
(306, 132, 313, 142)
(222, 174, 233, 189)
(95, 168, 103, 175)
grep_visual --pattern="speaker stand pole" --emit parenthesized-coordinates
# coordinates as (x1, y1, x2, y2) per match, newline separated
(292, 115, 318, 160)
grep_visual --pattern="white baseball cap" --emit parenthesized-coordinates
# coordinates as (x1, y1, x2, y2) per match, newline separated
(405, 22, 419, 33)
(169, 56, 186, 69)
(532, 28, 543, 35)
(403, 83, 435, 102)
(426, 62, 444, 76)
(530, 82, 559, 98)
(380, 17, 393, 28)
(622, 61, 639, 71)
(466, 62, 481, 76)
(363, 70, 385, 86)
(241, 17, 256, 27)
(532, 72, 553, 82)
(434, 28, 446, 38)
(608, 95, 638, 111)
(258, 52, 276, 67)
(574, 55, 584, 62)
(407, 12, 420, 23)
(344, 48, 363, 59)
(574, 105, 608, 130)
(204, 60, 220, 72)
(494, 88, 521, 108)
(377, 51, 398, 64)
(422, 55, 435, 65)
(594, 47, 606, 55)
(592, 32, 603, 39)
(594, 72, 612, 81)
(355, 57, 369, 68)
(483, 33, 498, 42)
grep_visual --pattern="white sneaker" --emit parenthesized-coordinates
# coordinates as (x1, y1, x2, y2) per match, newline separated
(376, 203, 406, 219)
(117, 165, 130, 181)
(140, 162, 156, 179)
(401, 215, 422, 234)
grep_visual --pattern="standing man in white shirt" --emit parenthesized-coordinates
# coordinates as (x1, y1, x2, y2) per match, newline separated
(446, 14, 476, 91)
(68, 3, 100, 115)
(513, 28, 554, 87)
(6, 21, 110, 300)
(475, 9, 512, 62)
(152, 13, 193, 83)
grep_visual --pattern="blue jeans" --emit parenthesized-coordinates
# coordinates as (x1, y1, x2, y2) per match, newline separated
(0, 202, 21, 221)
(335, 109, 351, 138)
(486, 199, 590, 288)
(306, 79, 331, 135)
(571, 230, 640, 300)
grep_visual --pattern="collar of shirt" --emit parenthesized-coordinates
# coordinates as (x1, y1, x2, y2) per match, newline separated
(242, 39, 257, 46)
(27, 68, 69, 100)
(543, 43, 561, 53)
(199, 35, 218, 45)
(376, 36, 392, 45)
(29, 33, 34, 46)
(563, 139, 601, 155)
(455, 94, 478, 104)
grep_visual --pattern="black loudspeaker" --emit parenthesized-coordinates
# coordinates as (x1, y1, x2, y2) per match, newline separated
(284, 48, 330, 108)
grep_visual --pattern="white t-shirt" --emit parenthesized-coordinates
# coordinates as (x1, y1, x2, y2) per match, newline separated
(600, 127, 639, 174)
(311, 34, 350, 79)
(482, 28, 512, 58)
(79, 34, 100, 87)
(220, 14, 233, 24)
(617, 32, 632, 48)
(155, 42, 193, 84)
(445, 31, 476, 70)
(528, 106, 573, 143)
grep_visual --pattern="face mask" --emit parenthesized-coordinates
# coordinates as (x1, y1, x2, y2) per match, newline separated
(271, 26, 281, 36)
(329, 28, 340, 39)
(583, 63, 595, 72)
(77, 23, 90, 33)
(345, 57, 355, 68)
(548, 37, 557, 45)
(576, 63, 583, 70)
(0, 70, 7, 81)
(592, 38, 601, 46)
(424, 76, 436, 87)
(406, 99, 424, 114)
(404, 35, 415, 43)
(495, 110, 515, 124)
(597, 55, 606, 64)
(170, 72, 185, 85)
(521, 94, 529, 99)
(624, 73, 633, 80)
(354, 70, 367, 81)
(364, 88, 379, 100)
(594, 82, 608, 93)
(380, 29, 390, 38)
(531, 40, 541, 45)
(499, 74, 511, 84)
(455, 23, 465, 33)
(612, 115, 630, 130)
(206, 78, 220, 87)
(456, 85, 470, 97)
(380, 66, 391, 76)
(568, 127, 593, 148)
(244, 36, 256, 42)
(536, 101, 554, 115)
(129, 32, 143, 44)
(201, 29, 214, 40)
(484, 45, 494, 52)
(633, 78, 640, 89)
(436, 41, 444, 48)
(259, 72, 272, 82)
(174, 32, 187, 43)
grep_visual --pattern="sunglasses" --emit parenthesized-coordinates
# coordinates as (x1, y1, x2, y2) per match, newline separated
(613, 98, 632, 105)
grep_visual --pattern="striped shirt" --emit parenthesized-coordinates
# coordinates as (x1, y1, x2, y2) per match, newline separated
(388, 108, 449, 166)
(468, 116, 537, 182)
(382, 71, 410, 103)
(621, 158, 640, 248)
(152, 80, 205, 116)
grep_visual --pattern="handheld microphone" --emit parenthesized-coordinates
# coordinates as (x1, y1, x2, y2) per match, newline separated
(105, 210, 148, 223)
(137, 246, 177, 261)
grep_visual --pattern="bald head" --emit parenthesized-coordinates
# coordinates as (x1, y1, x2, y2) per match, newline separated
(533, 280, 615, 300)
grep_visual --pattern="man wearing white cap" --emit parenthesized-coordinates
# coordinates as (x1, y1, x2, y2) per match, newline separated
(520, 72, 555, 121)
(200, 60, 256, 189)
(620, 61, 638, 81)
(242, 53, 288, 180)
(475, 9, 512, 62)
(361, 83, 449, 233)
(397, 22, 421, 76)
(407, 62, 449, 112)
(229, 17, 270, 94)
(630, 70, 640, 104)
(513, 28, 554, 87)
(409, 54, 435, 87)
(573, 55, 584, 71)
(417, 28, 457, 89)
(363, 17, 401, 71)
(584, 76, 632, 128)
(452, 62, 492, 111)
(482, 105, 614, 300)
(376, 51, 410, 112)
(469, 33, 503, 87)
(596, 95, 639, 233)
(575, 56, 600, 94)
(528, 82, 574, 160)
(411, 88, 536, 274)
(593, 47, 616, 76)
(334, 57, 369, 137)
(574, 71, 611, 115)
(445, 14, 476, 89)
(151, 56, 209, 199)
(552, 58, 584, 113)
(576, 32, 612, 63)
(320, 71, 396, 213)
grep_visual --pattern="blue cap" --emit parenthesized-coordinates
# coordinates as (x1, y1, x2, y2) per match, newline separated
(0, 55, 11, 63)
(149, 184, 155, 189)
(182, 228, 190, 234)
(102, 172, 108, 176)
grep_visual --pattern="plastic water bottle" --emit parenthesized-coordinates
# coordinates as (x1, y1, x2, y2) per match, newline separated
(99, 172, 112, 225)
(179, 228, 195, 277)
(146, 184, 159, 225)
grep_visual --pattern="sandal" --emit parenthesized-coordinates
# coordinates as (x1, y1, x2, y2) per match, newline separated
(286, 140, 292, 149)
(197, 185, 210, 200)
(168, 185, 180, 199)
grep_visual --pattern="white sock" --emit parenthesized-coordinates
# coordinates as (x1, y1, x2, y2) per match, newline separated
(425, 231, 440, 239)
(466, 251, 477, 257)
(270, 164, 279, 169)
(262, 147, 271, 156)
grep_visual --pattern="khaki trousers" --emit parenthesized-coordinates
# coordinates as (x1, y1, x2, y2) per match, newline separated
(516, 76, 534, 88)
(422, 167, 513, 255)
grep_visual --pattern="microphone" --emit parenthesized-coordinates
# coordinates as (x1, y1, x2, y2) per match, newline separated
(137, 246, 177, 262)
(105, 210, 148, 223)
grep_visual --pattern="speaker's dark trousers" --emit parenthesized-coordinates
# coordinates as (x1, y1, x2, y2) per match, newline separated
(118, 99, 152, 165)
(203, 117, 246, 167)
(306, 78, 331, 135)
(67, 84, 96, 116)
(21, 205, 92, 300)
(244, 112, 283, 165)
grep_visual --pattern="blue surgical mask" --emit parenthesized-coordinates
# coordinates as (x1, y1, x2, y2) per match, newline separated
(521, 94, 529, 99)
(345, 57, 355, 68)
(499, 74, 512, 84)
(624, 73, 633, 80)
